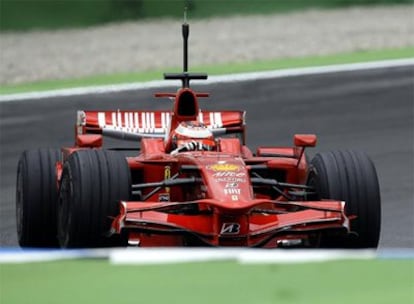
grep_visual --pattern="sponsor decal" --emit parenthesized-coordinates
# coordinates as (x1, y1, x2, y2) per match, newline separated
(225, 182, 238, 188)
(164, 166, 171, 193)
(224, 188, 241, 195)
(208, 163, 240, 172)
(159, 193, 170, 202)
(213, 171, 245, 178)
(220, 223, 240, 234)
(215, 177, 246, 183)
(212, 171, 246, 183)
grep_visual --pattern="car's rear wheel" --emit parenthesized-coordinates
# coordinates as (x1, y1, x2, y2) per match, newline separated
(57, 149, 131, 248)
(16, 149, 61, 247)
(308, 150, 381, 248)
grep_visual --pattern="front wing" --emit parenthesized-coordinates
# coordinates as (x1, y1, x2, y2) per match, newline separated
(110, 199, 350, 247)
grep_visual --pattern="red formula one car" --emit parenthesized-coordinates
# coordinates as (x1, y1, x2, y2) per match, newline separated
(16, 23, 381, 249)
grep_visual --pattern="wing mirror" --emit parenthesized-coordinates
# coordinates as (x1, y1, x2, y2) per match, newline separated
(294, 134, 317, 147)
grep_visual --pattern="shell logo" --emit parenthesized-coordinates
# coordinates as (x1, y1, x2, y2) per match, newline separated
(209, 163, 240, 172)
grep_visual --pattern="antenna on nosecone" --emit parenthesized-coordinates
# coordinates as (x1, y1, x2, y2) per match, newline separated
(162, 7, 208, 88)
(182, 7, 189, 80)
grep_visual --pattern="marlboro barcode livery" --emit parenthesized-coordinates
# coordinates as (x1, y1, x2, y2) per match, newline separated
(16, 22, 381, 249)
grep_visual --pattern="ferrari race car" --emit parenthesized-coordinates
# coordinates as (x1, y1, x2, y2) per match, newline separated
(16, 22, 381, 249)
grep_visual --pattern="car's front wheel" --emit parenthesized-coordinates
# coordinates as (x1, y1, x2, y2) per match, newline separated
(57, 149, 131, 248)
(308, 150, 381, 248)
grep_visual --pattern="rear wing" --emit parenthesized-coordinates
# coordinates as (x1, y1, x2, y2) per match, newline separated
(76, 110, 246, 142)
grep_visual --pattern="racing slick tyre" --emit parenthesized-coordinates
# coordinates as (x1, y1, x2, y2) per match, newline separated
(57, 149, 131, 248)
(16, 149, 61, 247)
(308, 150, 381, 248)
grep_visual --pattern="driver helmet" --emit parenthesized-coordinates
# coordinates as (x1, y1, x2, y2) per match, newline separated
(172, 121, 216, 151)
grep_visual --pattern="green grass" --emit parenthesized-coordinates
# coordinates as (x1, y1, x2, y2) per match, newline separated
(1, 47, 413, 95)
(1, 0, 412, 31)
(1, 259, 413, 304)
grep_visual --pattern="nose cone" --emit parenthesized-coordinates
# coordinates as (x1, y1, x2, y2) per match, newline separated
(201, 158, 253, 203)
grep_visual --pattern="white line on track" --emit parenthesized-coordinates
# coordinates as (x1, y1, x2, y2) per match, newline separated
(109, 248, 377, 265)
(0, 248, 377, 264)
(1, 58, 413, 103)
(1, 248, 412, 264)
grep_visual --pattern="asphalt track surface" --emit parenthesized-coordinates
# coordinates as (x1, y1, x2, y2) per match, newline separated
(0, 65, 413, 248)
